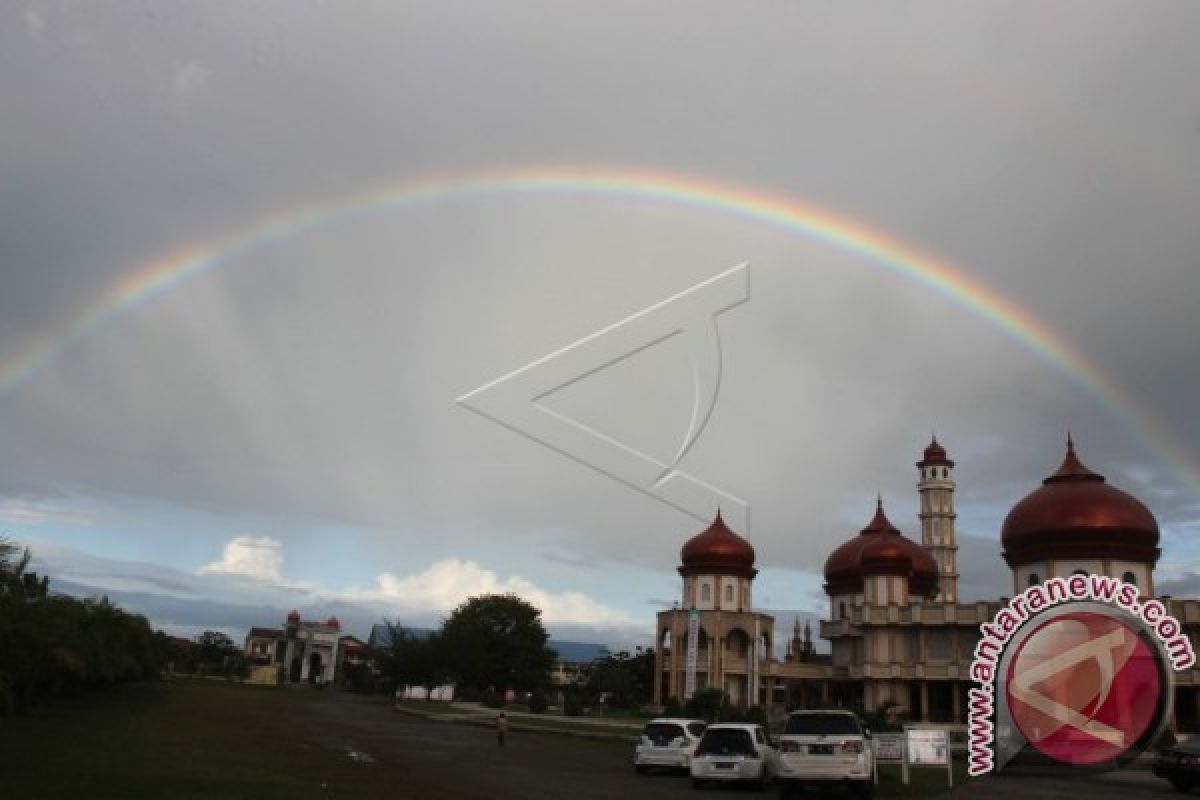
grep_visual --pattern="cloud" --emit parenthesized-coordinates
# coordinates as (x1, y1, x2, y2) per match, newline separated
(200, 535, 286, 583)
(352, 558, 638, 628)
(169, 60, 210, 114)
(0, 499, 93, 526)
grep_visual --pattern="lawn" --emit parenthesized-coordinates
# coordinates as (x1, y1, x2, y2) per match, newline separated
(0, 679, 464, 800)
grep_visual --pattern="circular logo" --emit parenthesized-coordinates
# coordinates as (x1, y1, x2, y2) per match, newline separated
(1005, 610, 1164, 765)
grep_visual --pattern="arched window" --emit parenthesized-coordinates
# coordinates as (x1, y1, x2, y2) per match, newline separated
(701, 583, 711, 603)
(1123, 571, 1138, 588)
(1027, 573, 1040, 587)
(725, 584, 734, 603)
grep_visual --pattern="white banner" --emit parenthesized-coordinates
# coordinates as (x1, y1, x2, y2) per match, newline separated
(685, 608, 699, 699)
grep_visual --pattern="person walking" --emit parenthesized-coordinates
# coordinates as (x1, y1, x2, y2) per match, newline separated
(496, 711, 509, 747)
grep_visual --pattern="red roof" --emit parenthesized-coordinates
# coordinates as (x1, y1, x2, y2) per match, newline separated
(247, 627, 282, 640)
(678, 510, 757, 578)
(824, 498, 938, 597)
(1002, 437, 1159, 567)
(916, 435, 954, 468)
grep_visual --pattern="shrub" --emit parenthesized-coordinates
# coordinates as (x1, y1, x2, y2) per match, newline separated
(563, 691, 585, 717)
(742, 705, 768, 727)
(481, 689, 505, 708)
(663, 697, 683, 717)
(684, 688, 724, 722)
(528, 690, 548, 714)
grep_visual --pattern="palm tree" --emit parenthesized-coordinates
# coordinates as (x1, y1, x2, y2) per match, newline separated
(0, 536, 32, 595)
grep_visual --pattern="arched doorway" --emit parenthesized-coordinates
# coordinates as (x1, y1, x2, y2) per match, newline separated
(308, 652, 322, 684)
(289, 657, 302, 683)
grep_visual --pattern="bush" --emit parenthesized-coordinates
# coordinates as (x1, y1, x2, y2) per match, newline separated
(481, 689, 505, 709)
(456, 686, 480, 703)
(663, 697, 683, 717)
(563, 691, 585, 717)
(685, 688, 724, 722)
(742, 705, 768, 727)
(528, 690, 548, 714)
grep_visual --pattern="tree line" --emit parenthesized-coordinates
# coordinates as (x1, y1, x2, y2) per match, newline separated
(358, 592, 657, 714)
(0, 538, 240, 715)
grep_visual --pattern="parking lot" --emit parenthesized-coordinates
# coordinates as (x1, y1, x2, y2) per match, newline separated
(294, 692, 1186, 799)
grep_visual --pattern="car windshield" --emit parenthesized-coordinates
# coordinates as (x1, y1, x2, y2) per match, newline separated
(643, 723, 685, 744)
(687, 722, 707, 738)
(1175, 738, 1200, 754)
(784, 714, 861, 735)
(697, 728, 754, 755)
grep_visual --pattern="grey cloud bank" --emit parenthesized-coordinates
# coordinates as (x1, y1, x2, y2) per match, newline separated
(1, 2, 1197, 634)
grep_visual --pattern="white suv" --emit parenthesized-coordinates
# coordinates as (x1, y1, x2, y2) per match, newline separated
(689, 722, 777, 790)
(776, 710, 874, 799)
(634, 718, 707, 773)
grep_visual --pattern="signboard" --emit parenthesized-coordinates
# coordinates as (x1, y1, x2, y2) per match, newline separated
(900, 725, 954, 789)
(907, 728, 949, 765)
(684, 608, 699, 699)
(874, 733, 904, 762)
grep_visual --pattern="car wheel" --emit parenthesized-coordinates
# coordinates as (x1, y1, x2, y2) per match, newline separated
(854, 781, 875, 800)
(777, 785, 795, 800)
(635, 764, 649, 775)
(691, 778, 705, 790)
(756, 765, 771, 792)
(1170, 778, 1192, 793)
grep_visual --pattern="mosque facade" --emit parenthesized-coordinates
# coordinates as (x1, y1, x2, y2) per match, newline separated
(652, 438, 1200, 730)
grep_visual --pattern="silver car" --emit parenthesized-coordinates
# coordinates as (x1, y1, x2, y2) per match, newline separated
(634, 718, 707, 773)
(776, 710, 874, 799)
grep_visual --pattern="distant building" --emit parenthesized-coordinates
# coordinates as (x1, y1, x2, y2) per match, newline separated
(245, 611, 342, 685)
(654, 437, 1200, 731)
(243, 627, 282, 664)
(335, 634, 367, 683)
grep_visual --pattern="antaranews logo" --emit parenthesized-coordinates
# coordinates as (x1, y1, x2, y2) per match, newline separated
(968, 574, 1196, 776)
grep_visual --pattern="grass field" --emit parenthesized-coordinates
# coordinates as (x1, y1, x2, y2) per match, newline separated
(0, 680, 459, 800)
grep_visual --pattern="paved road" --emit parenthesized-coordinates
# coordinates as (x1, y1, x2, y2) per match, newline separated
(290, 692, 1187, 799)
(937, 764, 1182, 799)
(291, 691, 703, 800)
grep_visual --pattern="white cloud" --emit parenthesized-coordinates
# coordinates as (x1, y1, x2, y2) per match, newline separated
(200, 535, 285, 582)
(349, 558, 637, 628)
(0, 499, 93, 526)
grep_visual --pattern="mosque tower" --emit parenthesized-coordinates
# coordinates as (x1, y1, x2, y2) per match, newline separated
(917, 436, 959, 603)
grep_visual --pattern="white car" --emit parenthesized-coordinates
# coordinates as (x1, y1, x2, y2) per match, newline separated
(689, 722, 776, 790)
(634, 718, 707, 773)
(776, 710, 874, 800)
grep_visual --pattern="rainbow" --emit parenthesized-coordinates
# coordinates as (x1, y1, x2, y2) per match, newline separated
(2, 165, 1196, 497)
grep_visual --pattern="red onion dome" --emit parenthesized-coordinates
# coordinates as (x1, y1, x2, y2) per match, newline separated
(326, 617, 340, 630)
(1002, 437, 1160, 567)
(824, 498, 939, 598)
(916, 435, 954, 468)
(679, 510, 757, 579)
(286, 609, 301, 623)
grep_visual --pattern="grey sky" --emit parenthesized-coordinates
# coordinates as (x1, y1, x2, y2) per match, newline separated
(2, 2, 1198, 644)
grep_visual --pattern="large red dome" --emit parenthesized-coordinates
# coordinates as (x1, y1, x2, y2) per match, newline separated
(823, 499, 939, 597)
(679, 510, 756, 578)
(1001, 438, 1160, 567)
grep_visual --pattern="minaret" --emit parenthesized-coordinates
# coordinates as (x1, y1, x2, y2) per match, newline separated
(917, 436, 958, 603)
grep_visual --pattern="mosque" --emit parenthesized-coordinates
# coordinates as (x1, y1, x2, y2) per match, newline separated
(652, 437, 1200, 730)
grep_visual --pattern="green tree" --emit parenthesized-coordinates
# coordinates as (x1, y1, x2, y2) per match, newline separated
(439, 594, 554, 693)
(684, 687, 725, 721)
(587, 647, 655, 711)
(382, 624, 448, 698)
